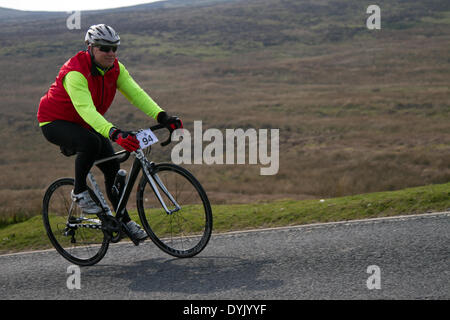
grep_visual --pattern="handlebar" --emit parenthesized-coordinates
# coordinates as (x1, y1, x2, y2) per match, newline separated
(85, 124, 176, 165)
(148, 123, 172, 147)
(114, 124, 172, 163)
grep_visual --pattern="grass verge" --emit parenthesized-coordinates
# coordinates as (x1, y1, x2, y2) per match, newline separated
(0, 182, 449, 255)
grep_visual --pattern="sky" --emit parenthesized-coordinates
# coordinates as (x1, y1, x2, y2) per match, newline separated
(0, 0, 165, 12)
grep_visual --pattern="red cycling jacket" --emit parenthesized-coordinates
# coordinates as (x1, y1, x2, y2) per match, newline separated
(37, 50, 120, 130)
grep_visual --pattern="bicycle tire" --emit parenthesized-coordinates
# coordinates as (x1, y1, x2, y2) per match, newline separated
(42, 178, 109, 266)
(137, 163, 213, 258)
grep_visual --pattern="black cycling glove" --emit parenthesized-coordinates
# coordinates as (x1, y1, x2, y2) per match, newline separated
(157, 111, 183, 131)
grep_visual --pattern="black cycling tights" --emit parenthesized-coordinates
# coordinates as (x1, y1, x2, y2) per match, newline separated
(41, 120, 131, 223)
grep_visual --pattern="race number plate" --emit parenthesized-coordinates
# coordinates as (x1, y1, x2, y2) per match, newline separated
(136, 128, 158, 149)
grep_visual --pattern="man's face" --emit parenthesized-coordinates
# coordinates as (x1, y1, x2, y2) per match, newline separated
(91, 45, 117, 69)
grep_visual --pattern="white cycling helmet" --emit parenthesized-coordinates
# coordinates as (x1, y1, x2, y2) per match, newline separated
(85, 24, 120, 46)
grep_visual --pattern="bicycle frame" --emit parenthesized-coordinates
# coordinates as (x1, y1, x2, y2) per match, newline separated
(90, 148, 182, 226)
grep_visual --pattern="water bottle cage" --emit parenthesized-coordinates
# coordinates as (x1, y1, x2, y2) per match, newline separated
(112, 170, 127, 198)
(112, 185, 121, 197)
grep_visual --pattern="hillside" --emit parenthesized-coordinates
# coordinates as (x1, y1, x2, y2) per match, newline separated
(0, 0, 449, 222)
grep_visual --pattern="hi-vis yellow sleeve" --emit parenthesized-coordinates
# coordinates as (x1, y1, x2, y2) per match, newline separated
(63, 71, 114, 138)
(116, 62, 164, 119)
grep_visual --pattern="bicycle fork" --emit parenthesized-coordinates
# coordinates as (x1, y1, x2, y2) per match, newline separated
(136, 150, 181, 215)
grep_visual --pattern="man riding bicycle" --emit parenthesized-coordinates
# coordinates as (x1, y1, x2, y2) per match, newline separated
(37, 24, 182, 241)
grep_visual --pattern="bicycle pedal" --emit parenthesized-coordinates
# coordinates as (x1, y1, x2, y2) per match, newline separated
(129, 234, 142, 246)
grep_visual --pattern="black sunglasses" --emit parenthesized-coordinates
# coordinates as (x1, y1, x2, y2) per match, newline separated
(97, 45, 118, 53)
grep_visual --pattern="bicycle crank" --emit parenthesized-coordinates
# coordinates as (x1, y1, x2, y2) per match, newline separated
(101, 215, 121, 239)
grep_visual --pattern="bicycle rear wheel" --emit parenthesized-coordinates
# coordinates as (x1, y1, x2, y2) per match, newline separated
(137, 163, 212, 258)
(42, 178, 109, 266)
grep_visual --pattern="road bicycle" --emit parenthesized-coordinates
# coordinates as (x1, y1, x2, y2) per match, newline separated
(42, 124, 213, 266)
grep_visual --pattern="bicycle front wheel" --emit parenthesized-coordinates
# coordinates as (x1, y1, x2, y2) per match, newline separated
(42, 178, 109, 266)
(137, 163, 212, 258)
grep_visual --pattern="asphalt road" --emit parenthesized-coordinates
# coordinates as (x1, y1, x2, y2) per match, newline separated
(0, 212, 448, 300)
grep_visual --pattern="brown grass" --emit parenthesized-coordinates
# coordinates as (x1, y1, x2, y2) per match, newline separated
(0, 1, 449, 223)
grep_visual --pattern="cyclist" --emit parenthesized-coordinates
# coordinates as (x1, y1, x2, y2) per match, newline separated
(37, 24, 182, 240)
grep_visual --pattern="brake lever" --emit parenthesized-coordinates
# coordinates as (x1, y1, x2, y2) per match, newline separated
(161, 127, 184, 147)
(148, 123, 172, 147)
(161, 135, 172, 147)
